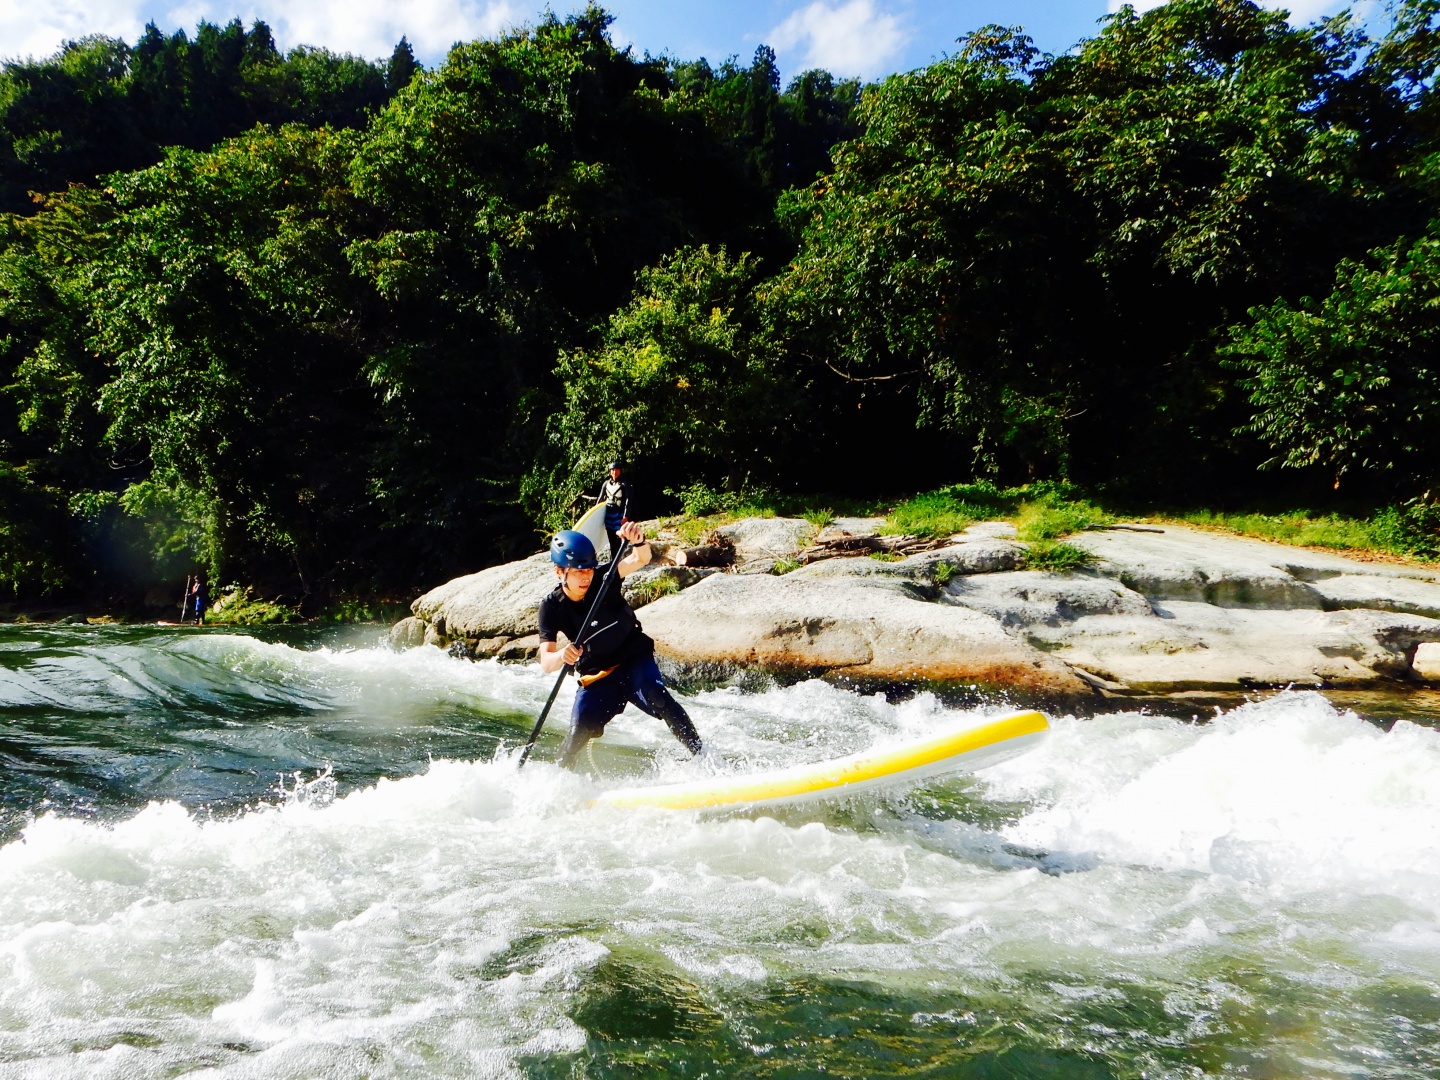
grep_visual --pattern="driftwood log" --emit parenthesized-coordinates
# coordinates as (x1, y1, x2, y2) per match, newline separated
(672, 532, 736, 568)
(673, 544, 735, 568)
(798, 533, 951, 565)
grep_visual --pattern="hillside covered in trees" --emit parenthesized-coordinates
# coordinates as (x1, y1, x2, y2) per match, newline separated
(3, 0, 1440, 611)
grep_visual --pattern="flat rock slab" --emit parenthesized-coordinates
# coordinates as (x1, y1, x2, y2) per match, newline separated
(792, 538, 1026, 585)
(1308, 574, 1440, 619)
(638, 572, 1091, 695)
(943, 571, 1154, 627)
(1079, 527, 1440, 611)
(1026, 602, 1440, 691)
(1079, 529, 1325, 608)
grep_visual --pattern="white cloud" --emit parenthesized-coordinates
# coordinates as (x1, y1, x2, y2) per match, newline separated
(0, 0, 147, 61)
(769, 0, 909, 80)
(0, 0, 521, 64)
(260, 0, 521, 61)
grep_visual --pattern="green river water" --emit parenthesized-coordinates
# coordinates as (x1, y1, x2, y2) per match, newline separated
(1, 624, 1438, 1078)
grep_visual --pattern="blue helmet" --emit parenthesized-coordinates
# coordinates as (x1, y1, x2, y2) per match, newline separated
(550, 530, 598, 569)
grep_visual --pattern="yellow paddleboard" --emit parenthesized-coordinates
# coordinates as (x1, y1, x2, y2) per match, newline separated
(593, 710, 1049, 812)
(574, 500, 611, 560)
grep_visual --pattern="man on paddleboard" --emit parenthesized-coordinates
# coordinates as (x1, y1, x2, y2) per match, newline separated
(537, 522, 703, 767)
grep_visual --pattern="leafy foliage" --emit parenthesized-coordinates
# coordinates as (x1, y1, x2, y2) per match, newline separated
(1225, 236, 1440, 491)
(528, 246, 791, 528)
(0, 19, 403, 214)
(6, 0, 1440, 609)
(774, 1, 1412, 490)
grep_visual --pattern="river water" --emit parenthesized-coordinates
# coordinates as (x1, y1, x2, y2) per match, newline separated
(1, 625, 1438, 1078)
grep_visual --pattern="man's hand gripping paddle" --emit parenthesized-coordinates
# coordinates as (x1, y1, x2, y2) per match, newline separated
(516, 540, 631, 769)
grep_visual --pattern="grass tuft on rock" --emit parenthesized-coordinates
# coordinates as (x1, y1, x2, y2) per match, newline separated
(1015, 495, 1114, 542)
(880, 492, 981, 537)
(882, 481, 1112, 541)
(626, 575, 682, 608)
(1023, 540, 1095, 572)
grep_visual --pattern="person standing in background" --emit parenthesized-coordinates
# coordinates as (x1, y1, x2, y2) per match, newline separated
(598, 461, 633, 562)
(188, 573, 208, 625)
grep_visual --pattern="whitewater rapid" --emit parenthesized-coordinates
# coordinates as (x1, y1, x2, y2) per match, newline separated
(1, 630, 1437, 1077)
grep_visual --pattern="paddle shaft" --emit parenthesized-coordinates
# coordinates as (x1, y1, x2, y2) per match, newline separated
(180, 575, 192, 620)
(516, 540, 631, 768)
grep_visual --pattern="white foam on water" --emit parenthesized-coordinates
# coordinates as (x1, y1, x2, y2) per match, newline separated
(981, 691, 1440, 910)
(3, 640, 1440, 1076)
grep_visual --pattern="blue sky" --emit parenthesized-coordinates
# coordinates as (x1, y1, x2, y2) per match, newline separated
(1, 0, 1368, 82)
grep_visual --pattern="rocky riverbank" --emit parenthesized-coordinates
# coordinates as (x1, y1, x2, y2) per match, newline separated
(390, 517, 1440, 702)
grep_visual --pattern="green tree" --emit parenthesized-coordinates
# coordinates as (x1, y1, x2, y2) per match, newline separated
(386, 37, 420, 93)
(92, 124, 375, 593)
(527, 245, 788, 527)
(773, 1, 1404, 493)
(349, 6, 778, 562)
(1226, 235, 1440, 492)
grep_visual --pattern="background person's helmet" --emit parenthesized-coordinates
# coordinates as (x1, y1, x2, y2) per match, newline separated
(550, 530, 598, 569)
(607, 460, 622, 471)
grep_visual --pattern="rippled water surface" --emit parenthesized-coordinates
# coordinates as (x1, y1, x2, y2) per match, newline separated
(2, 624, 1439, 1078)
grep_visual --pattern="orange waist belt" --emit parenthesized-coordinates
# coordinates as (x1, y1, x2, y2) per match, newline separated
(575, 664, 619, 688)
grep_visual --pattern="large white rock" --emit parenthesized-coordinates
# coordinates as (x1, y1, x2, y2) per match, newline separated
(1078, 527, 1440, 610)
(1416, 642, 1440, 679)
(637, 572, 1091, 694)
(411, 552, 555, 639)
(396, 519, 1440, 694)
(1077, 528, 1326, 608)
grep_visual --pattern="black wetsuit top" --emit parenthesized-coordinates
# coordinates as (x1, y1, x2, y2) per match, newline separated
(537, 581, 652, 677)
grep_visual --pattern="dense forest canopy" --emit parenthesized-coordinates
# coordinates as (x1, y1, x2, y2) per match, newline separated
(2, 0, 1439, 609)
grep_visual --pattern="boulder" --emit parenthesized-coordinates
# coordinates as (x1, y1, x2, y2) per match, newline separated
(411, 552, 555, 639)
(389, 616, 427, 649)
(1078, 526, 1440, 607)
(637, 572, 1092, 695)
(1079, 529, 1327, 608)
(394, 518, 1440, 696)
(1416, 642, 1440, 680)
(499, 635, 540, 661)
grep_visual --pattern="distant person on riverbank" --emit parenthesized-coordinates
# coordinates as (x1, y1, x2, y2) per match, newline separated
(188, 575, 207, 625)
(598, 461, 632, 562)
(537, 523, 703, 768)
